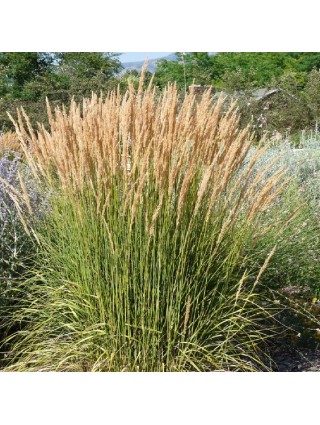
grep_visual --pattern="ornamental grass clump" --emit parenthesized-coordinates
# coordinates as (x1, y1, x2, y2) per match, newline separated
(0, 131, 22, 156)
(3, 72, 289, 371)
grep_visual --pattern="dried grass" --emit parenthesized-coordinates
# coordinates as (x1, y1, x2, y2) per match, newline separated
(0, 131, 22, 155)
(9, 71, 285, 237)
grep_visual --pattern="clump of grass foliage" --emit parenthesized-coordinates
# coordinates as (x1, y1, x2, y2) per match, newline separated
(2, 71, 290, 371)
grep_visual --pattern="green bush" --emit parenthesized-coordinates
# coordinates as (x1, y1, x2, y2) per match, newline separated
(248, 134, 320, 297)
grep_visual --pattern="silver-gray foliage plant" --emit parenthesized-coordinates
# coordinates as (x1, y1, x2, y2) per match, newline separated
(0, 148, 48, 299)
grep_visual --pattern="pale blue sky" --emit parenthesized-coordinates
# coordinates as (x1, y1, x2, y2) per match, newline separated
(120, 52, 173, 63)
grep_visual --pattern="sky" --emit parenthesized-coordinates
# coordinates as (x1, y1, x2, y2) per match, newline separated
(120, 52, 173, 63)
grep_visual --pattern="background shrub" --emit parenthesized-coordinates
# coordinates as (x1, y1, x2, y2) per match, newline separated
(248, 131, 320, 297)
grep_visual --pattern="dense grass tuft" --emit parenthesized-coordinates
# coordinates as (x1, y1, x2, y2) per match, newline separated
(2, 75, 289, 371)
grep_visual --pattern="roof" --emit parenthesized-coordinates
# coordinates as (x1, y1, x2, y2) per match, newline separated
(212, 87, 302, 103)
(251, 88, 279, 100)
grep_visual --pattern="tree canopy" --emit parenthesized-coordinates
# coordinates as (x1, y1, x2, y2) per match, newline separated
(154, 52, 320, 91)
(2, 52, 320, 133)
(0, 52, 122, 101)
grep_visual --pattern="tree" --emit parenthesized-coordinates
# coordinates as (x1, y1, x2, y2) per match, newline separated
(56, 52, 121, 78)
(271, 70, 306, 94)
(154, 56, 186, 89)
(304, 68, 320, 122)
(211, 52, 293, 88)
(0, 52, 123, 101)
(155, 52, 216, 90)
(220, 67, 257, 93)
(291, 53, 320, 73)
(53, 52, 122, 98)
(0, 52, 123, 130)
(118, 69, 154, 91)
(0, 52, 53, 98)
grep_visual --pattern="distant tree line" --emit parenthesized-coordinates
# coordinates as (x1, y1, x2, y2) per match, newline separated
(153, 53, 320, 134)
(154, 52, 320, 90)
(2, 52, 320, 134)
(0, 52, 122, 129)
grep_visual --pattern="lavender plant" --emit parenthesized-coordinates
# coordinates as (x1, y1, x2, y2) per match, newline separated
(0, 152, 28, 282)
(0, 148, 47, 312)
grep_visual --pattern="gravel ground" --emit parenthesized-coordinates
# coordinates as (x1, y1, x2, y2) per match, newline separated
(270, 345, 320, 372)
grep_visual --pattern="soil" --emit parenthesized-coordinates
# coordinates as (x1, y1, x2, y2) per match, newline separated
(269, 344, 320, 372)
(265, 285, 320, 371)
